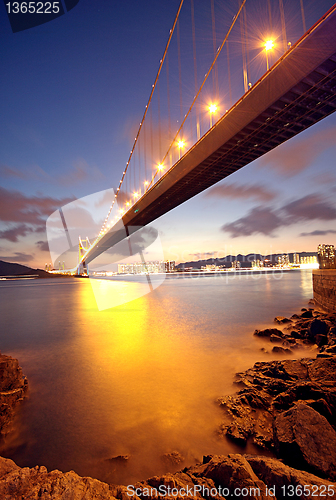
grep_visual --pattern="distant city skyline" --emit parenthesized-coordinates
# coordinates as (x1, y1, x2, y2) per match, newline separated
(1, 0, 336, 268)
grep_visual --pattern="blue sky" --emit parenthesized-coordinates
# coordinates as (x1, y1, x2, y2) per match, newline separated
(0, 0, 336, 267)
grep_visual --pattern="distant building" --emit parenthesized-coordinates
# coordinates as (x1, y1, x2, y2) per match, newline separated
(252, 259, 264, 269)
(300, 255, 318, 265)
(293, 253, 300, 265)
(201, 264, 224, 271)
(117, 260, 175, 274)
(317, 244, 335, 269)
(231, 260, 241, 269)
(277, 254, 289, 267)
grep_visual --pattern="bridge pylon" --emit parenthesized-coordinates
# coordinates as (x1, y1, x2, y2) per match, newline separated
(78, 237, 91, 276)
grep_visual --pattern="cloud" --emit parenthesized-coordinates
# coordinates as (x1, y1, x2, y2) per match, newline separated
(36, 240, 50, 252)
(222, 206, 283, 238)
(283, 195, 336, 222)
(222, 194, 336, 238)
(0, 224, 33, 242)
(0, 252, 34, 263)
(0, 187, 74, 225)
(205, 182, 276, 202)
(259, 125, 336, 177)
(300, 229, 336, 237)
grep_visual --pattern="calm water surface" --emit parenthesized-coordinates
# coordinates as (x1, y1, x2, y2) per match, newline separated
(0, 270, 315, 484)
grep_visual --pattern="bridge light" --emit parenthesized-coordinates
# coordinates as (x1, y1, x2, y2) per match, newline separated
(157, 163, 164, 171)
(177, 140, 185, 159)
(208, 103, 218, 127)
(208, 103, 217, 114)
(264, 40, 274, 71)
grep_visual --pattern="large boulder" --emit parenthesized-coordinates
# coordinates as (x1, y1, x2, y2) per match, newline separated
(0, 354, 26, 392)
(189, 454, 269, 500)
(0, 457, 117, 500)
(0, 353, 28, 440)
(246, 455, 335, 500)
(308, 357, 336, 382)
(273, 403, 336, 479)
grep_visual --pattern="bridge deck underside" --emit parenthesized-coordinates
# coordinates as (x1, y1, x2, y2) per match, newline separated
(131, 55, 336, 226)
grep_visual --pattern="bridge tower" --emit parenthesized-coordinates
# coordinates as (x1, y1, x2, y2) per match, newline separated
(78, 237, 91, 276)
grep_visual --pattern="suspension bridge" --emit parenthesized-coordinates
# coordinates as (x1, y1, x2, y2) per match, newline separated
(73, 0, 336, 274)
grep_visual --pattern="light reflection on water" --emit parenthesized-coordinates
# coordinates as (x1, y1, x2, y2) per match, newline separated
(0, 270, 314, 484)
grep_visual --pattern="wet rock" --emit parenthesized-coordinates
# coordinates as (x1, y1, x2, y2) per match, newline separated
(273, 403, 336, 479)
(308, 319, 329, 339)
(190, 454, 269, 500)
(246, 455, 335, 500)
(0, 457, 116, 500)
(270, 335, 283, 343)
(301, 310, 313, 318)
(254, 328, 283, 338)
(308, 356, 336, 382)
(272, 346, 292, 354)
(161, 452, 185, 466)
(106, 454, 130, 464)
(315, 334, 328, 347)
(274, 316, 291, 324)
(0, 354, 28, 441)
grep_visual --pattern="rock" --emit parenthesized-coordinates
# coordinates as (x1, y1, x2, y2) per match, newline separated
(273, 403, 336, 479)
(1, 452, 336, 500)
(282, 336, 296, 344)
(0, 354, 26, 392)
(246, 455, 335, 500)
(254, 328, 283, 338)
(161, 452, 185, 466)
(301, 310, 313, 318)
(0, 456, 116, 499)
(106, 454, 130, 464)
(270, 335, 283, 343)
(274, 316, 291, 324)
(315, 334, 328, 347)
(0, 354, 28, 441)
(290, 330, 303, 339)
(308, 356, 336, 382)
(190, 454, 269, 500)
(272, 346, 292, 354)
(308, 319, 329, 340)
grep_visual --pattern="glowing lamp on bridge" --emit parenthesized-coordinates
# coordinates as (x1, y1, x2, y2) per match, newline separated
(177, 140, 185, 159)
(264, 40, 274, 71)
(208, 103, 218, 127)
(157, 163, 164, 171)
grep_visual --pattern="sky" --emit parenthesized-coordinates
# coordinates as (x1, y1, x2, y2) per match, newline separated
(1, 0, 336, 268)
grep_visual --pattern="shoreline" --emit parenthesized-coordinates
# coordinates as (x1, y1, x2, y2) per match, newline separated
(0, 303, 335, 498)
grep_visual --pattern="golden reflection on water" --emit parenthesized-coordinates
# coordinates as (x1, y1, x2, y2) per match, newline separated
(73, 280, 252, 483)
(300, 269, 313, 293)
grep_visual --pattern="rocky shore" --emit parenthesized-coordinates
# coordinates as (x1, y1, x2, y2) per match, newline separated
(0, 352, 28, 443)
(0, 306, 335, 499)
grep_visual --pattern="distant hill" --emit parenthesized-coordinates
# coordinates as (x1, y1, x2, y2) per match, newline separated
(0, 260, 52, 278)
(176, 252, 318, 269)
